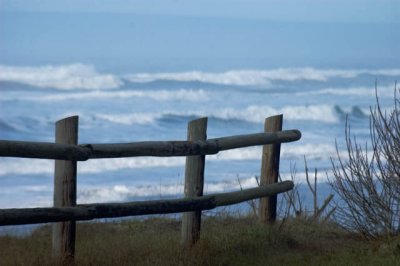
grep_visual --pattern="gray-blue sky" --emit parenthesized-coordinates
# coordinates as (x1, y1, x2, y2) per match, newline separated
(1, 0, 399, 23)
(1, 1, 399, 70)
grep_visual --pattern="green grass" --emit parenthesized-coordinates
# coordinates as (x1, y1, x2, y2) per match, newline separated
(1, 216, 400, 265)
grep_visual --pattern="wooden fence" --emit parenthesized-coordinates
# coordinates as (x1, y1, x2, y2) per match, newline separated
(0, 115, 301, 263)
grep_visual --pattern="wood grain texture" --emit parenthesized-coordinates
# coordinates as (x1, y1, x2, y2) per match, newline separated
(52, 116, 78, 263)
(181, 117, 207, 247)
(0, 130, 301, 160)
(259, 115, 283, 224)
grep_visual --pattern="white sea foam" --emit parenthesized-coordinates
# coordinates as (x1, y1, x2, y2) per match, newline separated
(0, 171, 333, 208)
(209, 147, 262, 161)
(92, 104, 339, 126)
(0, 157, 189, 176)
(125, 68, 400, 86)
(0, 159, 54, 176)
(96, 113, 159, 126)
(76, 175, 263, 204)
(0, 144, 338, 176)
(211, 144, 338, 162)
(1, 172, 332, 208)
(77, 184, 182, 203)
(0, 64, 122, 90)
(282, 144, 337, 160)
(183, 104, 339, 124)
(5, 89, 209, 102)
(76, 171, 333, 205)
(300, 85, 396, 97)
(2, 64, 398, 89)
(80, 157, 186, 173)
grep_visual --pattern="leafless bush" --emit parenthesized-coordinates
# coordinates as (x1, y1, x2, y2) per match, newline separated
(277, 163, 303, 220)
(237, 175, 260, 218)
(279, 158, 335, 226)
(238, 157, 335, 226)
(330, 83, 400, 239)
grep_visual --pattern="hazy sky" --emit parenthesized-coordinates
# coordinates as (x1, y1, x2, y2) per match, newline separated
(1, 1, 399, 70)
(2, 0, 399, 23)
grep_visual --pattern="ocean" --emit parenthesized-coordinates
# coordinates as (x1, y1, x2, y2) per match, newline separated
(0, 12, 399, 234)
(1, 64, 399, 207)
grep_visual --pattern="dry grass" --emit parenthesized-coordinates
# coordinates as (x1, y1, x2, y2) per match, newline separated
(1, 215, 400, 265)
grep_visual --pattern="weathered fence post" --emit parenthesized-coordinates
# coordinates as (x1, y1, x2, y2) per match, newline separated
(181, 117, 207, 248)
(52, 116, 78, 264)
(259, 115, 283, 224)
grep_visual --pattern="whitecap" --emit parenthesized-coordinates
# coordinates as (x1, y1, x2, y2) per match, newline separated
(96, 113, 159, 126)
(89, 104, 340, 127)
(0, 64, 122, 90)
(125, 68, 400, 86)
(185, 104, 339, 124)
(299, 85, 396, 97)
(5, 89, 209, 102)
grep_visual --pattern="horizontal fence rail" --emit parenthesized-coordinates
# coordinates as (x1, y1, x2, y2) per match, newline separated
(0, 114, 301, 263)
(0, 181, 293, 226)
(0, 130, 301, 161)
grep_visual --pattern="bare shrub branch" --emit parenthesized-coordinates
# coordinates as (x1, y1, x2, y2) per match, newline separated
(330, 83, 400, 239)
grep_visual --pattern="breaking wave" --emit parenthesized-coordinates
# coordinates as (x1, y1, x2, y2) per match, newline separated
(0, 64, 122, 90)
(1, 63, 399, 90)
(2, 89, 209, 102)
(0, 104, 365, 130)
(300, 85, 396, 97)
(125, 68, 400, 86)
(94, 104, 366, 125)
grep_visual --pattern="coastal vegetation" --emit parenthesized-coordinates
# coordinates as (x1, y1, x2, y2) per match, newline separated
(1, 215, 400, 265)
(330, 85, 400, 238)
